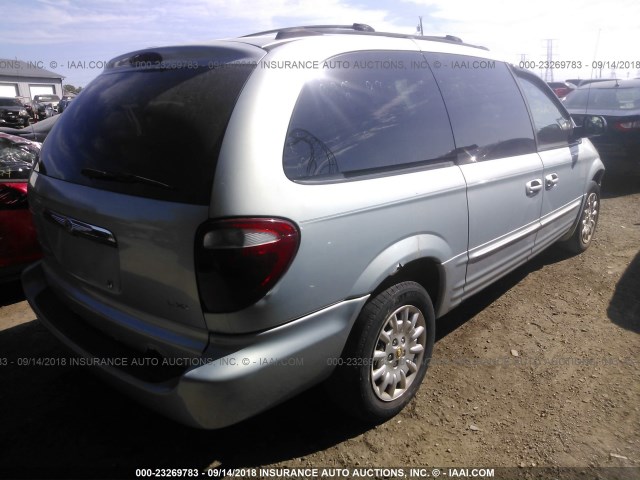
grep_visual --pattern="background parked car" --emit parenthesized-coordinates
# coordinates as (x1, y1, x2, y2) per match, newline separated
(32, 94, 60, 120)
(565, 79, 640, 172)
(15, 96, 36, 121)
(0, 115, 61, 142)
(0, 97, 31, 128)
(566, 78, 614, 88)
(57, 96, 74, 113)
(0, 133, 42, 282)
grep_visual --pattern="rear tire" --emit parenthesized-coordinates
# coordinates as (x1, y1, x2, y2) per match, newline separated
(327, 281, 435, 423)
(561, 181, 600, 254)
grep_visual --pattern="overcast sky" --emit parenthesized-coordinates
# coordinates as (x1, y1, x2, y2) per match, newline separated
(1, 0, 639, 87)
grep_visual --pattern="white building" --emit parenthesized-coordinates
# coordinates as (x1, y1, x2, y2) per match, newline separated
(0, 58, 64, 99)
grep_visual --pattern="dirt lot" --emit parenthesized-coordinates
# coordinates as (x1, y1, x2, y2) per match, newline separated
(0, 174, 638, 480)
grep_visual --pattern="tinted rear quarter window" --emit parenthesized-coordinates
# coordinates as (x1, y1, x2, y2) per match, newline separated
(283, 51, 455, 181)
(425, 54, 535, 162)
(38, 52, 258, 205)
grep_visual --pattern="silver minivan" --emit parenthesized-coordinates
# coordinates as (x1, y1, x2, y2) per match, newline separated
(23, 24, 605, 428)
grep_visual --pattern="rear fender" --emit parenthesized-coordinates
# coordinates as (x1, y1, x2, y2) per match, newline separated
(349, 234, 459, 315)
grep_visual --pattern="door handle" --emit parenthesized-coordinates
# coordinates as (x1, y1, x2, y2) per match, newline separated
(526, 179, 543, 196)
(545, 173, 559, 189)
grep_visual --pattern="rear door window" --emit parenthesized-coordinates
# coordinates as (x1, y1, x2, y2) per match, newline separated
(424, 53, 535, 162)
(283, 51, 455, 181)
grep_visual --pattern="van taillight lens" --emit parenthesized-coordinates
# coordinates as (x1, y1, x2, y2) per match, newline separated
(195, 218, 300, 313)
(614, 120, 640, 131)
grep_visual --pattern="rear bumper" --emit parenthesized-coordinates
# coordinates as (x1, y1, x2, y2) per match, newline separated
(22, 261, 367, 429)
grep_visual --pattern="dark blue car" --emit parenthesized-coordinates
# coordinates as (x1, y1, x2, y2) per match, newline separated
(565, 79, 640, 173)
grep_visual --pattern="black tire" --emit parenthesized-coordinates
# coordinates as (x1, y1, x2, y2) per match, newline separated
(561, 181, 601, 254)
(326, 281, 435, 423)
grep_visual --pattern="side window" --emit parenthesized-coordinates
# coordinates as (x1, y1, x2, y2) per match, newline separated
(515, 71, 572, 149)
(425, 54, 535, 162)
(283, 51, 455, 181)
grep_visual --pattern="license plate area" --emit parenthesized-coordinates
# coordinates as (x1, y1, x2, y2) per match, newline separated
(41, 210, 121, 293)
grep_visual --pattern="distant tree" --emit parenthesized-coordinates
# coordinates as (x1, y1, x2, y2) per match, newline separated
(63, 84, 82, 95)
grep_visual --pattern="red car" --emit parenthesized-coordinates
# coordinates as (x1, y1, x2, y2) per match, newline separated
(0, 133, 41, 282)
(547, 81, 575, 99)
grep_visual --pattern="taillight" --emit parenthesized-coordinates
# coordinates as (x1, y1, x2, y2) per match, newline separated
(614, 120, 640, 131)
(195, 218, 300, 313)
(0, 183, 29, 209)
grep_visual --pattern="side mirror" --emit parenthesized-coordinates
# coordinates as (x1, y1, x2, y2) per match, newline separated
(583, 115, 607, 136)
(572, 115, 607, 139)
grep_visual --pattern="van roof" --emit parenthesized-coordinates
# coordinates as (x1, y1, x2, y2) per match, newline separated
(104, 24, 492, 74)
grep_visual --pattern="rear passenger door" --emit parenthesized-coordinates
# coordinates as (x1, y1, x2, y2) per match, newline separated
(514, 70, 587, 253)
(424, 53, 542, 298)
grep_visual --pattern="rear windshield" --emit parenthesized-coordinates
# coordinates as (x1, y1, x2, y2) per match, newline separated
(38, 51, 258, 205)
(35, 96, 60, 102)
(0, 98, 23, 107)
(564, 87, 640, 110)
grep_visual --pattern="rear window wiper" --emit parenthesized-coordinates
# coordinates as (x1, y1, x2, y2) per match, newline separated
(81, 168, 174, 190)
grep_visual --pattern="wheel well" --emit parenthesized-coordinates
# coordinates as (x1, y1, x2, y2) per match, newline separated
(593, 170, 605, 186)
(370, 258, 441, 311)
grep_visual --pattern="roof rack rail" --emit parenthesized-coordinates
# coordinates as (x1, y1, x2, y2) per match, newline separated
(241, 24, 486, 50)
(443, 34, 463, 43)
(243, 23, 375, 39)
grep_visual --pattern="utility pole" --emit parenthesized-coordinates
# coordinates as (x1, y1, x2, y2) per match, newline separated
(519, 53, 527, 66)
(543, 39, 556, 82)
(417, 16, 423, 36)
